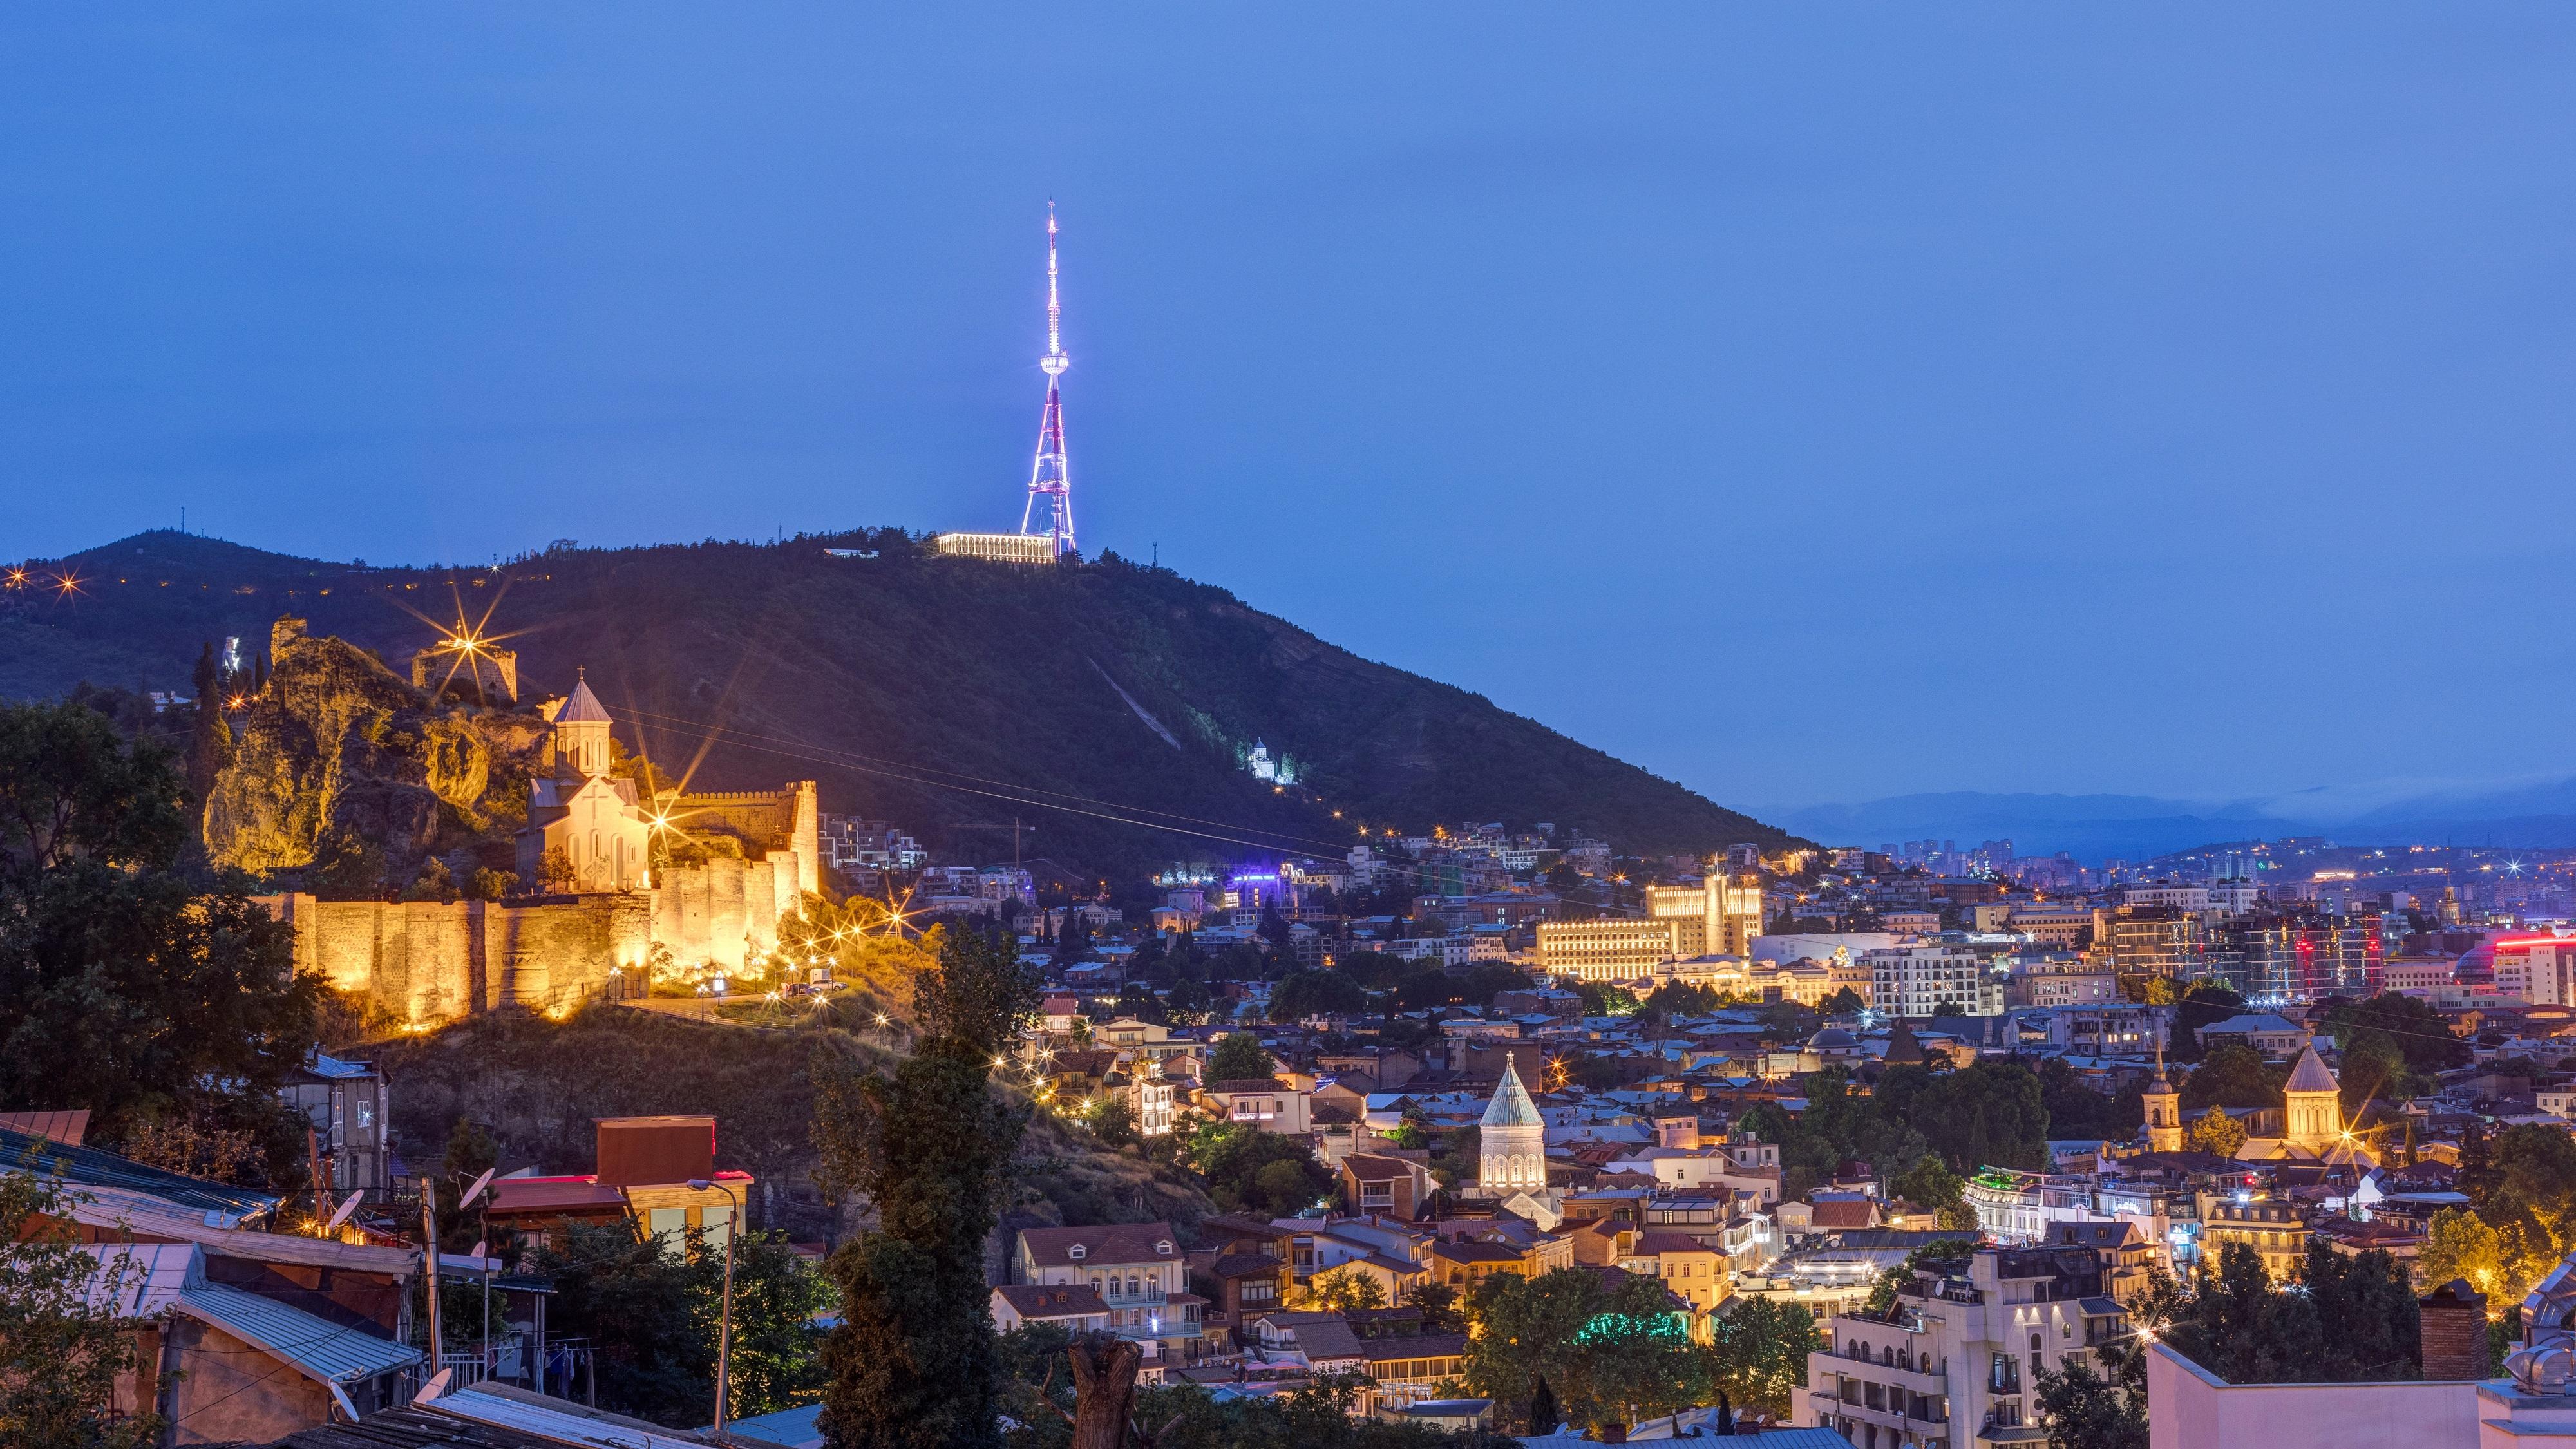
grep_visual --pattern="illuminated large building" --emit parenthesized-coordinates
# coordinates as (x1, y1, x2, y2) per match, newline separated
(1535, 917, 1683, 981)
(934, 205, 1079, 565)
(1645, 873, 1764, 958)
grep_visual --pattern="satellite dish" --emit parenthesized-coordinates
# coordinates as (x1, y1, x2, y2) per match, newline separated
(459, 1168, 497, 1210)
(324, 1191, 365, 1230)
(412, 1368, 453, 1405)
(469, 1238, 487, 1260)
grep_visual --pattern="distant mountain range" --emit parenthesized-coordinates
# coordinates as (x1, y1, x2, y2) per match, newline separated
(1, 529, 1797, 876)
(1766, 782, 2576, 862)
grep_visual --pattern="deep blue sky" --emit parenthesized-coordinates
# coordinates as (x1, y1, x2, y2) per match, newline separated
(5, 6, 2574, 813)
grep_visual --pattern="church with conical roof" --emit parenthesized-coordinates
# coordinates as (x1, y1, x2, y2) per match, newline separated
(1475, 1057, 1549, 1200)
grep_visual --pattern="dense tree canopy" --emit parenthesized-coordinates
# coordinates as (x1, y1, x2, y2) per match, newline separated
(0, 700, 320, 1189)
(1460, 1268, 1714, 1434)
(1206, 1032, 1276, 1083)
(2163, 1240, 2420, 1385)
(535, 1220, 830, 1426)
(2318, 994, 2470, 1074)
(2178, 1043, 2284, 1112)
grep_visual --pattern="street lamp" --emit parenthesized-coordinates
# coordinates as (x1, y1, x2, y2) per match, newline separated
(687, 1178, 742, 1441)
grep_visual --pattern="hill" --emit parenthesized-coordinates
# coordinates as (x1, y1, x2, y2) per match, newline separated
(1, 528, 1794, 876)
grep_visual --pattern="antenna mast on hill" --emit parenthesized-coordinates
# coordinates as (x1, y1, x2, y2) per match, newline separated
(1018, 204, 1075, 558)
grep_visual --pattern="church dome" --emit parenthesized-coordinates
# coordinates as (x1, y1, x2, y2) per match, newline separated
(1481, 1059, 1543, 1130)
(1808, 1027, 1858, 1051)
(2284, 1043, 2340, 1095)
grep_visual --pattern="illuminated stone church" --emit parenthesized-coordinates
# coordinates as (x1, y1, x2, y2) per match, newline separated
(516, 674, 654, 893)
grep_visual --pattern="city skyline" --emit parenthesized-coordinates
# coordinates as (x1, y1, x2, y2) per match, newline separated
(6, 6, 2576, 813)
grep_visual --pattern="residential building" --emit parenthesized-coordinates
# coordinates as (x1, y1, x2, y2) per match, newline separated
(2202, 1197, 2308, 1281)
(483, 1116, 752, 1256)
(1867, 942, 2004, 1018)
(1341, 1153, 1437, 1220)
(1799, 1244, 2130, 1448)
(1013, 1222, 1215, 1363)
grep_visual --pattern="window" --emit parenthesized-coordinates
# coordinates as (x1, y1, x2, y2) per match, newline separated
(704, 1203, 734, 1252)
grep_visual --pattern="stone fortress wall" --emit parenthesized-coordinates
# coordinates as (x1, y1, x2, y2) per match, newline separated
(261, 781, 823, 1027)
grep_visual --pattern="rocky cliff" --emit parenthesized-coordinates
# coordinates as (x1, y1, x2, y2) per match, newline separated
(204, 618, 549, 879)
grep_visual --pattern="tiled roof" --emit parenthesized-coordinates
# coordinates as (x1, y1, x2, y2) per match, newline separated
(1018, 1222, 1177, 1269)
(994, 1283, 1110, 1319)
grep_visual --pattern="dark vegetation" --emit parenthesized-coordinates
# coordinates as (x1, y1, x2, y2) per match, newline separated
(0, 698, 319, 1191)
(3, 530, 1796, 876)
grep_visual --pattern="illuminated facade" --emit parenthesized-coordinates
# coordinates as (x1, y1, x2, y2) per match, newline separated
(1537, 917, 1679, 981)
(519, 675, 654, 893)
(1645, 873, 1764, 958)
(931, 531, 1059, 565)
(1475, 1058, 1548, 1198)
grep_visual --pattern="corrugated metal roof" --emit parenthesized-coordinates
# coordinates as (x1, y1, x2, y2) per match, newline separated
(0, 1108, 90, 1144)
(711, 1402, 823, 1448)
(426, 1385, 712, 1448)
(69, 1184, 431, 1276)
(75, 1241, 201, 1316)
(75, 1242, 421, 1385)
(0, 1124, 278, 1224)
(180, 1279, 422, 1383)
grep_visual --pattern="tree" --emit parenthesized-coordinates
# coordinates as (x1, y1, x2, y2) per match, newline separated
(2170, 981, 2247, 1064)
(1889, 1156, 1965, 1217)
(1206, 1032, 1275, 1083)
(1270, 969, 1369, 1024)
(2337, 1030, 2418, 1112)
(1300, 1265, 1388, 1313)
(1819, 986, 1865, 1016)
(533, 1218, 829, 1425)
(2034, 1351, 2147, 1449)
(816, 924, 1040, 1449)
(183, 642, 232, 810)
(2419, 1207, 2510, 1302)
(2160, 1240, 2420, 1385)
(1188, 1121, 1331, 1215)
(2178, 1043, 2284, 1112)
(0, 1165, 162, 1449)
(1861, 1239, 1980, 1319)
(1083, 1095, 1137, 1149)
(1403, 1280, 1462, 1331)
(1706, 1294, 1821, 1417)
(1461, 1268, 1716, 1434)
(2320, 993, 2470, 1074)
(1908, 1061, 2050, 1173)
(0, 701, 320, 1188)
(2186, 1111, 2247, 1159)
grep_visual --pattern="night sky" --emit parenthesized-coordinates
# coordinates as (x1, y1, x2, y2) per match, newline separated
(5, 6, 2573, 812)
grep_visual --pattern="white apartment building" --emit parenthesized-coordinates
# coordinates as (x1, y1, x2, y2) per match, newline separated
(1800, 1245, 2130, 1449)
(2121, 884, 2210, 911)
(1867, 943, 2005, 1018)
(2495, 938, 2576, 1007)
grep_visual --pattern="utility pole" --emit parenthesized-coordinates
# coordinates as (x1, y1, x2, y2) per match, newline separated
(421, 1182, 442, 1371)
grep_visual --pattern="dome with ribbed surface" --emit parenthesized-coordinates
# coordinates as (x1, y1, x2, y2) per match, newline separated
(1482, 1057, 1542, 1130)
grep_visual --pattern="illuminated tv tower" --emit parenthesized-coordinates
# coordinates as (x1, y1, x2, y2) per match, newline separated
(1019, 203, 1075, 557)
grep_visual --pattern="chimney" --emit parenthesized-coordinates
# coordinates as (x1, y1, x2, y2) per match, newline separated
(2420, 1278, 2488, 1380)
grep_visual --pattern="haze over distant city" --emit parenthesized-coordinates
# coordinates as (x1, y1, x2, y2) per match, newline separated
(6, 5, 2575, 826)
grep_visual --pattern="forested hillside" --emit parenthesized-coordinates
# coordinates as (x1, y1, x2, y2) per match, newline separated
(1, 529, 1793, 875)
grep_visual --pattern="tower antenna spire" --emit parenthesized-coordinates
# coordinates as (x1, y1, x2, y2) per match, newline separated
(1019, 202, 1075, 557)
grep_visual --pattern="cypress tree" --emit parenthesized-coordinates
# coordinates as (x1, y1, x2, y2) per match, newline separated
(816, 925, 1039, 1449)
(184, 642, 232, 810)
